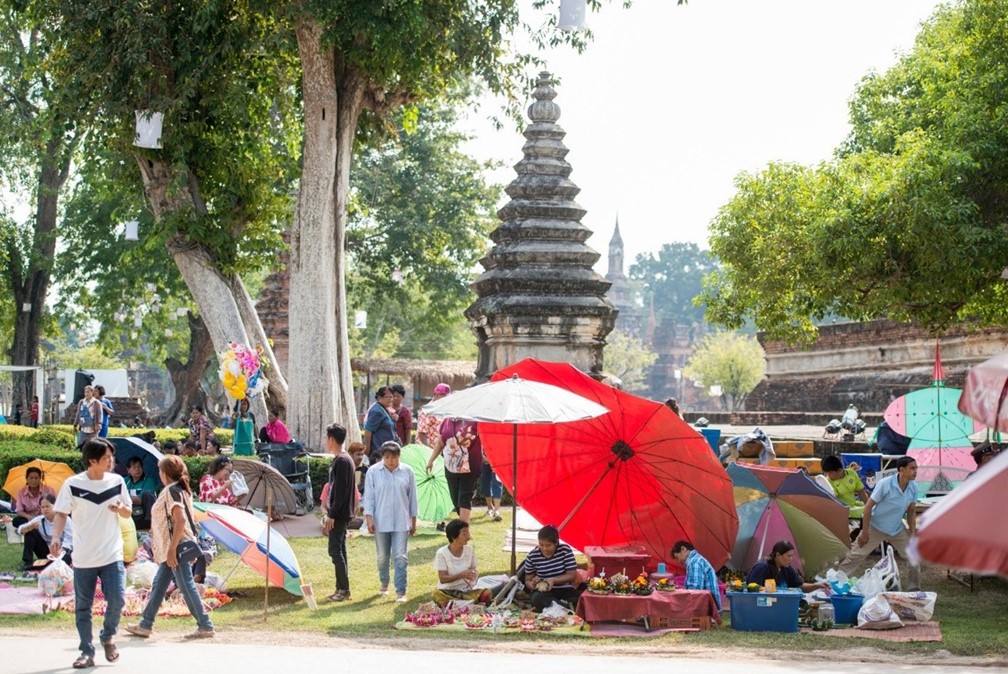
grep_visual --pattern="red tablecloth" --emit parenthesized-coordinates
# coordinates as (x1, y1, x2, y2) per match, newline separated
(576, 589, 721, 627)
(584, 545, 651, 577)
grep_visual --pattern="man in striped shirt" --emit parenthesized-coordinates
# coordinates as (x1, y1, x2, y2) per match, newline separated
(523, 525, 582, 611)
(672, 540, 722, 611)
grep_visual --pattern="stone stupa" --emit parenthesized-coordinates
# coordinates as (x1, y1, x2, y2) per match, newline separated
(466, 71, 617, 382)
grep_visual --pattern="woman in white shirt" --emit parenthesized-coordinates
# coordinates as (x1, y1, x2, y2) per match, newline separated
(432, 519, 491, 605)
(18, 494, 73, 569)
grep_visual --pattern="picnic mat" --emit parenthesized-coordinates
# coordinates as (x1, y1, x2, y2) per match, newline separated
(800, 621, 942, 642)
(0, 584, 64, 614)
(52, 586, 232, 617)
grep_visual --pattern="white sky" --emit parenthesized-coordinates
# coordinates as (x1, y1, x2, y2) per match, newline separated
(461, 0, 945, 274)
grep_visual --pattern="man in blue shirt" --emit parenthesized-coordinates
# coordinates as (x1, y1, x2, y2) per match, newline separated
(362, 387, 397, 464)
(95, 385, 114, 438)
(839, 456, 921, 590)
(672, 540, 721, 611)
(362, 441, 417, 602)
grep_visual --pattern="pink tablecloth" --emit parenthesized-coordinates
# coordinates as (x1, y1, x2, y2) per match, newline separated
(576, 589, 721, 626)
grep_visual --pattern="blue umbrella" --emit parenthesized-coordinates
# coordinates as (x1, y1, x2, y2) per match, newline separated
(110, 436, 164, 488)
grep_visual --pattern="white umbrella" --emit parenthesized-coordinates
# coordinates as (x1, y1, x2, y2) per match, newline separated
(422, 373, 609, 572)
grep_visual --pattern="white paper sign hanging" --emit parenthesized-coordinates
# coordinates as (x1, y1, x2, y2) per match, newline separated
(134, 110, 164, 149)
(354, 310, 368, 329)
(558, 0, 587, 31)
(124, 219, 139, 241)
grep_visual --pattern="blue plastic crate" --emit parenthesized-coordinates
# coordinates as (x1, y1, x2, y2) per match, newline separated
(727, 591, 802, 632)
(699, 428, 721, 455)
(829, 593, 864, 625)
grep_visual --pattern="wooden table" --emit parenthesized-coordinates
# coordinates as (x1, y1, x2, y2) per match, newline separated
(575, 589, 720, 631)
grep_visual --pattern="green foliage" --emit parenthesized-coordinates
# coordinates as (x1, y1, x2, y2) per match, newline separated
(0, 425, 76, 452)
(701, 0, 1008, 343)
(346, 97, 499, 360)
(603, 329, 658, 393)
(684, 332, 766, 412)
(49, 340, 126, 371)
(628, 242, 717, 329)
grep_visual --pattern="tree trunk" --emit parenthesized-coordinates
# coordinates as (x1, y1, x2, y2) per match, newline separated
(287, 19, 362, 451)
(6, 138, 70, 409)
(158, 311, 214, 426)
(134, 155, 277, 423)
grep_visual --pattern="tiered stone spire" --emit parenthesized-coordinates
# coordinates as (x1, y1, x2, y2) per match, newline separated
(466, 72, 617, 381)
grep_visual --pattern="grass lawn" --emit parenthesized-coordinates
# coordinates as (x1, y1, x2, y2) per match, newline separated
(1, 509, 1006, 658)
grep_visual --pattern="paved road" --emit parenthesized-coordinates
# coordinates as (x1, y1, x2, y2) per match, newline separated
(3, 636, 1004, 674)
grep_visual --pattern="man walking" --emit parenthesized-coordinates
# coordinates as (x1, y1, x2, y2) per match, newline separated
(73, 386, 103, 449)
(51, 438, 132, 669)
(839, 456, 922, 590)
(362, 441, 417, 603)
(322, 423, 355, 602)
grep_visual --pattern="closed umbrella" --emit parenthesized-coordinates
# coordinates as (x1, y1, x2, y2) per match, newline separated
(232, 458, 300, 516)
(728, 462, 850, 577)
(913, 449, 1008, 577)
(421, 368, 609, 573)
(399, 443, 453, 524)
(479, 359, 738, 571)
(3, 459, 75, 498)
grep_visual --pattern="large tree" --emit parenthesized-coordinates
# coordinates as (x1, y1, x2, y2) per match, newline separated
(684, 331, 765, 412)
(0, 2, 81, 406)
(628, 242, 715, 329)
(701, 0, 1008, 343)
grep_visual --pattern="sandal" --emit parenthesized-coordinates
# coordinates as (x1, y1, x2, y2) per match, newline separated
(72, 654, 95, 669)
(102, 641, 119, 662)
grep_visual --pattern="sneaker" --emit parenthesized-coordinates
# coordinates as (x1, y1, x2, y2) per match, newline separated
(396, 594, 408, 603)
(435, 522, 446, 531)
(492, 510, 503, 522)
(183, 629, 215, 639)
(378, 585, 389, 595)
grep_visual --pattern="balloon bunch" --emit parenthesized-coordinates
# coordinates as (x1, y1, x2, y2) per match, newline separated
(219, 342, 268, 404)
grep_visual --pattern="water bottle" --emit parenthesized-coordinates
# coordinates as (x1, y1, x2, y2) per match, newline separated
(819, 602, 835, 625)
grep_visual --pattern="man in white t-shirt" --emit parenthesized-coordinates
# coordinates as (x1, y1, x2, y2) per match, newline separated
(51, 439, 132, 669)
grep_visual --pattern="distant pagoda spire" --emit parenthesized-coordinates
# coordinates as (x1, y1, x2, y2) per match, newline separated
(607, 215, 625, 278)
(466, 72, 617, 382)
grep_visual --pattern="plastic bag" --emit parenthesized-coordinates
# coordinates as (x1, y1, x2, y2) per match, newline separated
(203, 571, 227, 592)
(857, 594, 903, 630)
(853, 568, 885, 599)
(230, 471, 249, 497)
(881, 591, 936, 622)
(126, 560, 159, 589)
(38, 559, 74, 597)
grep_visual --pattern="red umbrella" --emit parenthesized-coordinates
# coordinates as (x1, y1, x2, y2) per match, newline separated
(479, 358, 738, 569)
(958, 347, 1008, 432)
(913, 449, 1008, 577)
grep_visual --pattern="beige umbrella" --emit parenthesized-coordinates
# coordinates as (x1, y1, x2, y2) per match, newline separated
(232, 459, 300, 516)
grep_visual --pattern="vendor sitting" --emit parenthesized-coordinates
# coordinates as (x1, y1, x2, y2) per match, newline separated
(18, 494, 73, 570)
(432, 519, 491, 606)
(745, 540, 828, 593)
(672, 540, 722, 611)
(523, 525, 583, 611)
(124, 457, 159, 529)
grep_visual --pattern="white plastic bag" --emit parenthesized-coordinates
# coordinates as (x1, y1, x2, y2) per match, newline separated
(230, 471, 249, 497)
(853, 568, 885, 599)
(857, 594, 904, 630)
(38, 559, 74, 597)
(126, 560, 159, 589)
(881, 591, 936, 622)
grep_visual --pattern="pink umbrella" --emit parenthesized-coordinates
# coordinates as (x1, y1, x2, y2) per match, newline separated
(913, 449, 1008, 577)
(958, 347, 1008, 432)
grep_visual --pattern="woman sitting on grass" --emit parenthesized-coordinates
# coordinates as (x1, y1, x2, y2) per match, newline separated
(432, 519, 491, 606)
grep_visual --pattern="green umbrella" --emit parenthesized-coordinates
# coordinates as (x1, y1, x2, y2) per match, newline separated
(399, 442, 454, 524)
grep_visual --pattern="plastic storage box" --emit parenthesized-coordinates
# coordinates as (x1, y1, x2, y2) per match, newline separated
(584, 545, 651, 577)
(727, 590, 803, 632)
(829, 594, 865, 625)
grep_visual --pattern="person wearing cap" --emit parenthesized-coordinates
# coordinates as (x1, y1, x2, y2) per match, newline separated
(970, 441, 1000, 472)
(417, 383, 450, 447)
(362, 441, 418, 602)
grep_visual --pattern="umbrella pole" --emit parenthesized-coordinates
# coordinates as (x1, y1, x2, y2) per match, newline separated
(510, 423, 517, 576)
(264, 489, 272, 620)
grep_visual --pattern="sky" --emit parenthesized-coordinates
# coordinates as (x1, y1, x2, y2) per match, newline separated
(460, 0, 945, 274)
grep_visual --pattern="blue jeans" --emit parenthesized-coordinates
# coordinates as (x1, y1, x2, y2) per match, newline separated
(374, 530, 409, 595)
(74, 561, 125, 657)
(480, 463, 502, 499)
(139, 560, 214, 632)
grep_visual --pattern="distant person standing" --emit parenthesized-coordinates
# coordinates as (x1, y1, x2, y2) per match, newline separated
(95, 385, 114, 438)
(427, 417, 482, 524)
(322, 423, 355, 602)
(664, 398, 680, 416)
(13, 402, 22, 425)
(417, 383, 450, 447)
(390, 384, 412, 445)
(73, 385, 103, 448)
(30, 395, 39, 427)
(186, 406, 214, 454)
(363, 387, 397, 463)
(232, 399, 255, 456)
(51, 438, 132, 670)
(363, 441, 417, 602)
